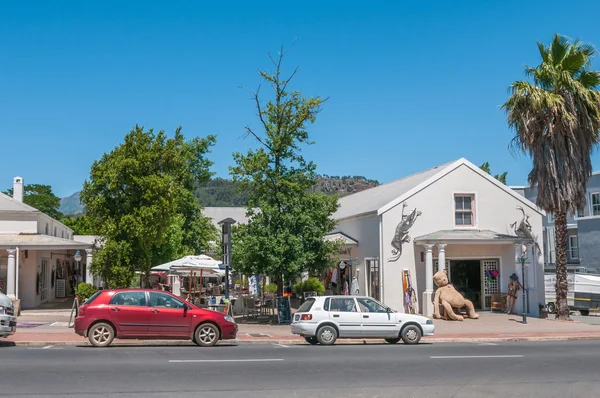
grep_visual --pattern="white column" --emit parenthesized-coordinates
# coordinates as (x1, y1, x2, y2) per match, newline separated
(85, 249, 94, 287)
(6, 249, 16, 300)
(423, 244, 435, 317)
(437, 244, 447, 272)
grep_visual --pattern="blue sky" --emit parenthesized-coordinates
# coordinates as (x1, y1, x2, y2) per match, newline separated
(2, 0, 600, 197)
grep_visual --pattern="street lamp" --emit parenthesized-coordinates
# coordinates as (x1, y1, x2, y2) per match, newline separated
(218, 218, 236, 300)
(73, 250, 82, 292)
(520, 244, 527, 324)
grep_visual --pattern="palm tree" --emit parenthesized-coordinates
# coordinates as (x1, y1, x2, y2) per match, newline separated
(503, 34, 600, 320)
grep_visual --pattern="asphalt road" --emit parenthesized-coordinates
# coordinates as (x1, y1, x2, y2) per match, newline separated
(1, 341, 600, 397)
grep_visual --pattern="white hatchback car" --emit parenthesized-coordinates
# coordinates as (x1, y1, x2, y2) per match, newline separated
(0, 292, 17, 338)
(290, 296, 434, 345)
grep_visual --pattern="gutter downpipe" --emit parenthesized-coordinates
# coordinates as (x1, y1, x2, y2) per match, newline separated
(15, 246, 19, 300)
(379, 214, 385, 305)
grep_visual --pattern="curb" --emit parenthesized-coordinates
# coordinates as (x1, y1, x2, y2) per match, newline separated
(5, 334, 600, 347)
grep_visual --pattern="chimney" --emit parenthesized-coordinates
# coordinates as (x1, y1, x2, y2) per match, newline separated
(13, 176, 24, 202)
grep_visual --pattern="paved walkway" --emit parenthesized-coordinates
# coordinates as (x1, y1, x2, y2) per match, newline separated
(4, 311, 600, 346)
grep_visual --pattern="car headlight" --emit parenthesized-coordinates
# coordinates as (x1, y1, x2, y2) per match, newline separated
(425, 319, 433, 325)
(224, 315, 235, 323)
(0, 306, 4, 316)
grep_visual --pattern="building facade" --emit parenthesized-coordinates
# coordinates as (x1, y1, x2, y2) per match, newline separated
(0, 177, 94, 309)
(512, 172, 600, 274)
(330, 159, 545, 317)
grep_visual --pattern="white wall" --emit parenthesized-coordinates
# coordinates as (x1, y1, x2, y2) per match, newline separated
(380, 164, 544, 315)
(36, 214, 74, 239)
(335, 214, 380, 296)
(0, 213, 38, 234)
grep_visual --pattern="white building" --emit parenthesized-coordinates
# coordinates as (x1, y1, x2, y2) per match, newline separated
(329, 158, 546, 317)
(0, 177, 94, 310)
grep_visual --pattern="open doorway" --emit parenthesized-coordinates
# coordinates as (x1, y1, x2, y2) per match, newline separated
(449, 260, 481, 310)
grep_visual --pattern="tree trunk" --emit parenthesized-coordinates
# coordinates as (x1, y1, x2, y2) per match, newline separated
(554, 210, 571, 321)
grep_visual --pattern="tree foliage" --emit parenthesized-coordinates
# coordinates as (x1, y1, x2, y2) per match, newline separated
(61, 214, 95, 235)
(4, 184, 63, 220)
(479, 162, 508, 184)
(503, 34, 600, 320)
(231, 49, 339, 292)
(81, 125, 218, 288)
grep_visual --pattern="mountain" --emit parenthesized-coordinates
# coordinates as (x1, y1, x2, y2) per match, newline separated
(59, 191, 85, 215)
(60, 176, 380, 215)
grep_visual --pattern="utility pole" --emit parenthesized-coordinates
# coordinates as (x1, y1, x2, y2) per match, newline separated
(218, 218, 236, 300)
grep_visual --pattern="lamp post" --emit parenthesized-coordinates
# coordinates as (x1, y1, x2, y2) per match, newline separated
(520, 244, 527, 325)
(218, 218, 236, 300)
(74, 250, 82, 291)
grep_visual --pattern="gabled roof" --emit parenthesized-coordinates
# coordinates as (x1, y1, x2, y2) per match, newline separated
(334, 161, 456, 220)
(377, 158, 544, 216)
(0, 192, 39, 212)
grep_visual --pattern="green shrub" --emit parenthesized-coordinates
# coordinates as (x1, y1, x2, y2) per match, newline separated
(264, 283, 278, 294)
(77, 282, 98, 302)
(303, 277, 325, 295)
(293, 277, 325, 296)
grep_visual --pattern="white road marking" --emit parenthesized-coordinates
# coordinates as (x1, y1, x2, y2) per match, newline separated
(477, 343, 499, 346)
(273, 343, 290, 348)
(430, 355, 523, 359)
(169, 359, 284, 363)
(27, 346, 63, 350)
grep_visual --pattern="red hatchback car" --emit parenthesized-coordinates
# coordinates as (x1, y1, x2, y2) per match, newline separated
(74, 289, 237, 347)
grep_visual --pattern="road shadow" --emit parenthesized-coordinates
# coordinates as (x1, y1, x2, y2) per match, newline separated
(0, 341, 17, 347)
(74, 342, 240, 349)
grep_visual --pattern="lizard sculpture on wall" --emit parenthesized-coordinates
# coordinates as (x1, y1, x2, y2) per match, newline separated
(389, 203, 422, 262)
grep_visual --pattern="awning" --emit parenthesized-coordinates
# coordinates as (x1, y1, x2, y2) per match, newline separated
(414, 229, 534, 245)
(151, 255, 222, 272)
(324, 231, 359, 245)
(0, 233, 92, 250)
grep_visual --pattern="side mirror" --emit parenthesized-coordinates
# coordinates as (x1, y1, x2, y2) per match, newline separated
(183, 304, 188, 316)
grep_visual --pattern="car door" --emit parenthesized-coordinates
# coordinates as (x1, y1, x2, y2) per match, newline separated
(356, 297, 398, 338)
(148, 292, 192, 337)
(328, 297, 361, 337)
(107, 291, 150, 336)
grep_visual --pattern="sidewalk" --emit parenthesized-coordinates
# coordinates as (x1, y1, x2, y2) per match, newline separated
(4, 312, 600, 346)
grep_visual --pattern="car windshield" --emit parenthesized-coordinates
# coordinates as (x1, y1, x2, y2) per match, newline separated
(84, 291, 102, 305)
(297, 298, 315, 313)
(0, 293, 12, 308)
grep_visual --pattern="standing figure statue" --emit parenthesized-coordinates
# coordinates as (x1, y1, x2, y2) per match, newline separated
(389, 203, 422, 262)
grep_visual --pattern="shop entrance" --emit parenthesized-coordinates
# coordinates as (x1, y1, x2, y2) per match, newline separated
(449, 260, 482, 310)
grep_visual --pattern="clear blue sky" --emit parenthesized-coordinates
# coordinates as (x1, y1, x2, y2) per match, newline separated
(2, 0, 600, 197)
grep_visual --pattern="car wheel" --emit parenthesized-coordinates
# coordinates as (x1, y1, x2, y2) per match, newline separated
(304, 336, 319, 345)
(88, 322, 115, 347)
(580, 310, 590, 316)
(194, 323, 220, 347)
(547, 302, 556, 314)
(401, 325, 422, 345)
(316, 325, 337, 345)
(385, 338, 400, 344)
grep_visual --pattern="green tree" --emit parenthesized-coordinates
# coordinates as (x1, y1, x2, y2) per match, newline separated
(61, 214, 95, 235)
(503, 34, 600, 320)
(479, 162, 508, 184)
(81, 125, 218, 288)
(4, 184, 63, 219)
(231, 49, 340, 293)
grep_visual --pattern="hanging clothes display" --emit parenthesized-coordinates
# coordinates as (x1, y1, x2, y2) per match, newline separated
(402, 270, 418, 314)
(343, 279, 349, 295)
(331, 268, 338, 286)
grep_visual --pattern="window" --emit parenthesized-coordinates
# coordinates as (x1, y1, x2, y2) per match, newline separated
(577, 209, 585, 218)
(454, 194, 475, 226)
(356, 298, 388, 313)
(149, 292, 185, 309)
(328, 298, 357, 312)
(592, 193, 600, 216)
(297, 298, 315, 313)
(109, 292, 147, 306)
(569, 236, 579, 260)
(61, 231, 64, 239)
(54, 227, 57, 237)
(548, 213, 555, 223)
(85, 291, 102, 305)
(45, 223, 48, 235)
